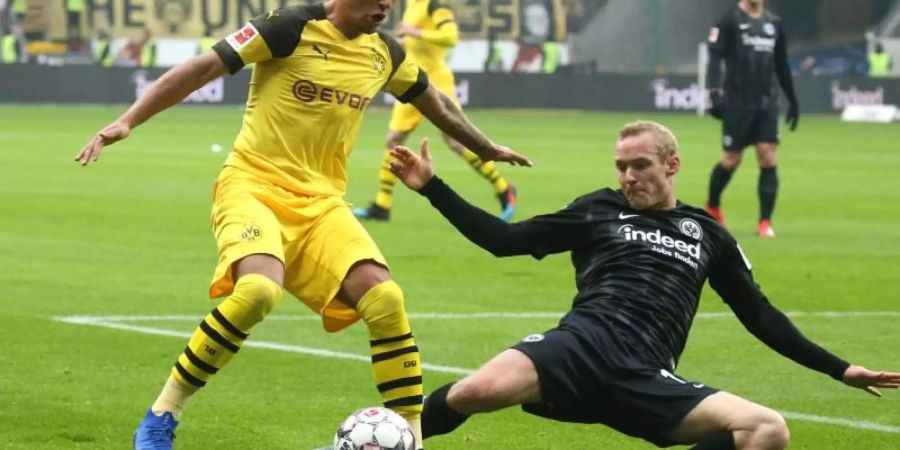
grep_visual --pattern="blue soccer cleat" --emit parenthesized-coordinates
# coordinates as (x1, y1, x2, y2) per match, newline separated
(353, 203, 391, 221)
(498, 184, 517, 222)
(133, 409, 178, 450)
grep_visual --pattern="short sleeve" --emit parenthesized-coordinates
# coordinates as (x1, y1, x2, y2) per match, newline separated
(378, 32, 429, 103)
(213, 5, 323, 74)
(429, 0, 455, 27)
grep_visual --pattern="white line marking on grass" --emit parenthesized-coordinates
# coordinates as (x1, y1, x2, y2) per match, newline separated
(781, 412, 900, 434)
(54, 310, 900, 323)
(52, 312, 900, 434)
(53, 316, 473, 376)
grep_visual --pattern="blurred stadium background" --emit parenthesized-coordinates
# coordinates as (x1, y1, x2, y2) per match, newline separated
(1, 0, 899, 449)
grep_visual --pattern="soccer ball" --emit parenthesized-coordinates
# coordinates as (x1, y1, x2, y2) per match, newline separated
(333, 407, 415, 450)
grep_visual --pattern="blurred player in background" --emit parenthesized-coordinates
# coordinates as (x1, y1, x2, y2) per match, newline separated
(705, 0, 799, 238)
(354, 0, 518, 222)
(389, 121, 899, 450)
(75, 1, 530, 448)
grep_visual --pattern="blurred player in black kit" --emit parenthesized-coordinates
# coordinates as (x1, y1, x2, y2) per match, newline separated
(388, 121, 899, 450)
(705, 0, 799, 238)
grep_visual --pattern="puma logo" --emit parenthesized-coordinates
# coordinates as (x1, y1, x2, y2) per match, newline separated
(313, 44, 330, 61)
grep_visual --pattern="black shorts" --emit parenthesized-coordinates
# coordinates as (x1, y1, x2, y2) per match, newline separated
(722, 107, 780, 151)
(512, 329, 718, 448)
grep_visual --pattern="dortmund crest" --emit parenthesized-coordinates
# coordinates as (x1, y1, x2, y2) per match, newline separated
(372, 50, 387, 76)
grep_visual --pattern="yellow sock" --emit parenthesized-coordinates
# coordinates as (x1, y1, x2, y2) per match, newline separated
(374, 149, 398, 210)
(153, 274, 283, 417)
(460, 149, 509, 194)
(357, 280, 423, 448)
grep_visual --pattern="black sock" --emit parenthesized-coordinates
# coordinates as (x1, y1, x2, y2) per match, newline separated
(758, 166, 779, 221)
(690, 431, 736, 450)
(708, 163, 735, 207)
(421, 382, 469, 439)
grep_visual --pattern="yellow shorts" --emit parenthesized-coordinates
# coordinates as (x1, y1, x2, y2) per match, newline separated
(388, 69, 457, 132)
(209, 166, 387, 332)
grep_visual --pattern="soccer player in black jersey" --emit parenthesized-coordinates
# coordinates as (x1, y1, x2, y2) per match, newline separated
(388, 121, 900, 450)
(705, 0, 799, 238)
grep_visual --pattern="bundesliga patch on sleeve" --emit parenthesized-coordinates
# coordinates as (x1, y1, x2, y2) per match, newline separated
(226, 23, 260, 51)
(708, 27, 719, 43)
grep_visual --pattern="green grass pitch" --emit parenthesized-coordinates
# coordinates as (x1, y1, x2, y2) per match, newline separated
(1, 104, 899, 449)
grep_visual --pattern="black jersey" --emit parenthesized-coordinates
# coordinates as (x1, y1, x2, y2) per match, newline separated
(419, 177, 849, 380)
(492, 187, 743, 370)
(707, 5, 791, 109)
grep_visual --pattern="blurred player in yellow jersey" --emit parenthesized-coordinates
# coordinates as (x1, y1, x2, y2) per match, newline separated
(75, 0, 530, 448)
(354, 0, 518, 222)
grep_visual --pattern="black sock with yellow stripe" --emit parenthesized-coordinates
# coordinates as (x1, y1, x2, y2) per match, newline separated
(357, 280, 423, 448)
(151, 274, 283, 419)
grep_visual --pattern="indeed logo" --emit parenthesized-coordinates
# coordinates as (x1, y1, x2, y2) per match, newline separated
(651, 79, 708, 110)
(292, 79, 371, 110)
(741, 33, 775, 52)
(618, 224, 701, 262)
(134, 71, 224, 103)
(831, 81, 884, 110)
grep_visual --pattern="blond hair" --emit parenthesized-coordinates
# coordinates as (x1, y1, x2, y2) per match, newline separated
(618, 120, 679, 161)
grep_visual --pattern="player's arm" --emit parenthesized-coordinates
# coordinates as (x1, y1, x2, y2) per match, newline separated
(397, 1, 458, 47)
(388, 141, 587, 258)
(411, 85, 530, 166)
(379, 32, 530, 166)
(76, 7, 307, 166)
(705, 13, 731, 118)
(705, 14, 731, 93)
(709, 238, 900, 396)
(774, 22, 799, 131)
(74, 52, 229, 165)
(421, 1, 459, 47)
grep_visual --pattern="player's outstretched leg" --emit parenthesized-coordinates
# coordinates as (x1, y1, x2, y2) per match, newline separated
(668, 391, 789, 450)
(134, 271, 283, 450)
(423, 349, 539, 440)
(422, 382, 470, 438)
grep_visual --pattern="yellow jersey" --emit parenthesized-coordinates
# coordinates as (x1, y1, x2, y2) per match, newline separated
(402, 0, 458, 74)
(213, 4, 428, 197)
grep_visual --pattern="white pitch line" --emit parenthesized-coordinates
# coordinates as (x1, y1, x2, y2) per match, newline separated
(53, 316, 473, 376)
(51, 314, 900, 435)
(781, 412, 900, 434)
(53, 310, 900, 323)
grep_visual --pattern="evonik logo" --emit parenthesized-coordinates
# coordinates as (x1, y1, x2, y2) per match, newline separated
(292, 79, 372, 110)
(617, 224, 701, 261)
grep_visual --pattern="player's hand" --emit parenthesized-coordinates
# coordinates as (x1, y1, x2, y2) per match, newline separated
(75, 121, 131, 166)
(841, 365, 900, 397)
(396, 22, 422, 38)
(708, 90, 724, 120)
(480, 144, 533, 167)
(785, 101, 799, 131)
(389, 138, 435, 191)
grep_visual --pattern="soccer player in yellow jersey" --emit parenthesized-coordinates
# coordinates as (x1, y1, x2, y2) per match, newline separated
(74, 0, 530, 448)
(354, 0, 519, 222)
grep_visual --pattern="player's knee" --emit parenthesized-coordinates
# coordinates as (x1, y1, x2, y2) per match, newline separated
(753, 410, 790, 449)
(231, 274, 284, 325)
(358, 280, 407, 328)
(722, 154, 742, 169)
(448, 377, 501, 410)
